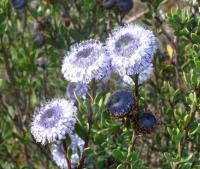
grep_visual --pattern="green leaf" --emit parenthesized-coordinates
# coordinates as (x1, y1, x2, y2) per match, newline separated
(98, 98, 104, 108)
(112, 149, 126, 162)
(189, 121, 199, 136)
(127, 149, 138, 162)
(93, 133, 104, 145)
(180, 154, 193, 163)
(183, 115, 190, 125)
(74, 122, 87, 139)
(94, 92, 106, 104)
(194, 59, 200, 72)
(116, 164, 125, 169)
(164, 152, 180, 163)
(164, 152, 174, 162)
(77, 98, 88, 113)
(84, 147, 93, 155)
(167, 127, 183, 143)
(69, 29, 85, 41)
(191, 33, 200, 43)
(180, 162, 192, 169)
(67, 147, 72, 160)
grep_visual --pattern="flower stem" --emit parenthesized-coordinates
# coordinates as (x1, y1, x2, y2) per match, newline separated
(129, 131, 138, 151)
(129, 74, 140, 150)
(126, 74, 140, 168)
(77, 79, 96, 169)
(134, 74, 139, 111)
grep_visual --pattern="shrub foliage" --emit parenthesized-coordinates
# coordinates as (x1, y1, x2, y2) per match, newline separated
(0, 0, 200, 169)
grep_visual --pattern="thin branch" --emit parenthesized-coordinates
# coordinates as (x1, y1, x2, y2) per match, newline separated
(77, 80, 96, 169)
(129, 132, 139, 151)
(128, 74, 140, 152)
(126, 9, 149, 23)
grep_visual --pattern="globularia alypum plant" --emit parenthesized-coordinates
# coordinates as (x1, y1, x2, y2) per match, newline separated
(30, 23, 157, 169)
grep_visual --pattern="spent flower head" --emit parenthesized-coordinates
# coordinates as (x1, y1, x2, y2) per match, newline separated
(107, 90, 134, 118)
(135, 112, 157, 133)
(11, 0, 26, 10)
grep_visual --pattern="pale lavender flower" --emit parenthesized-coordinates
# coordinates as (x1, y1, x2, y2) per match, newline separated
(61, 39, 111, 84)
(66, 82, 87, 102)
(138, 63, 154, 84)
(106, 24, 156, 76)
(69, 134, 84, 168)
(118, 64, 154, 86)
(51, 142, 68, 169)
(30, 99, 77, 145)
(51, 134, 84, 169)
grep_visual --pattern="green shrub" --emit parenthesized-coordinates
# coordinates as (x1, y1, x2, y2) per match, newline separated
(0, 0, 200, 169)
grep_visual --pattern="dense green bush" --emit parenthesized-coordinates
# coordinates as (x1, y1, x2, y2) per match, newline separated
(0, 0, 200, 169)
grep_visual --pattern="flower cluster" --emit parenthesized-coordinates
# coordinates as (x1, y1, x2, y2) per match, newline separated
(31, 23, 157, 169)
(62, 24, 156, 103)
(30, 99, 83, 168)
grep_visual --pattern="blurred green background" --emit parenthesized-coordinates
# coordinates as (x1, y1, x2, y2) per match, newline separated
(0, 0, 200, 168)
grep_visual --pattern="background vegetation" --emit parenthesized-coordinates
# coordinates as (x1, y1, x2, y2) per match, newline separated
(0, 0, 200, 168)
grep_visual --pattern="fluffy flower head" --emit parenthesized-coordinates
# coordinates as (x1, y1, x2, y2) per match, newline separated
(61, 39, 111, 84)
(106, 24, 156, 76)
(30, 99, 77, 145)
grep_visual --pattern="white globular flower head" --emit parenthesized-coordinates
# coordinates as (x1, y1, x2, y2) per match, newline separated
(106, 24, 157, 76)
(51, 134, 85, 169)
(61, 39, 111, 84)
(66, 82, 88, 102)
(30, 99, 77, 145)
